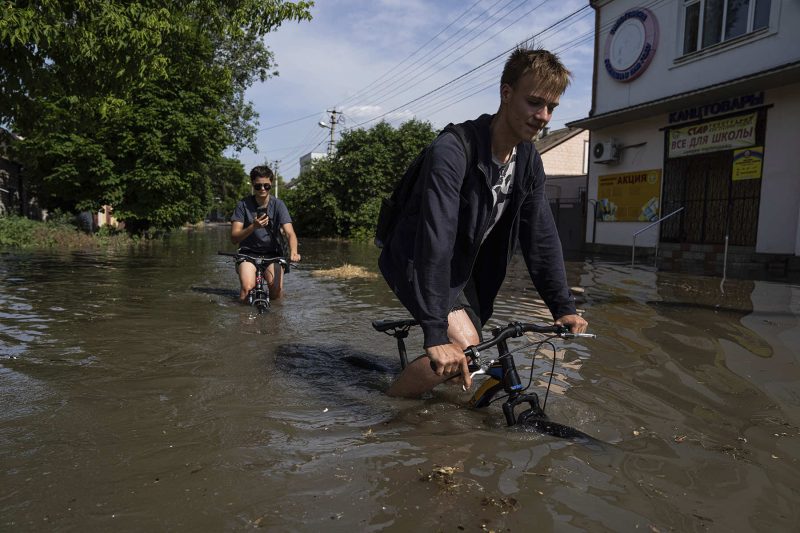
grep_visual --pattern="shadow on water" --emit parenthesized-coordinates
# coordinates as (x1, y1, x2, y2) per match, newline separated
(271, 343, 400, 428)
(190, 285, 239, 298)
(275, 342, 398, 390)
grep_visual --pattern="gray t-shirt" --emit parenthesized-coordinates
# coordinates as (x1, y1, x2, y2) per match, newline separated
(231, 195, 292, 254)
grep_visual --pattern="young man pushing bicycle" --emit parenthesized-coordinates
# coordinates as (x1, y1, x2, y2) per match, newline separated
(231, 166, 301, 302)
(378, 47, 587, 397)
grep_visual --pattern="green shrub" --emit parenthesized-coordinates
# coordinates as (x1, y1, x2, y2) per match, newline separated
(0, 215, 137, 249)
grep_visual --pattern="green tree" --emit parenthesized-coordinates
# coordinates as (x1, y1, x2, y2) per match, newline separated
(283, 119, 437, 240)
(0, 0, 312, 233)
(209, 157, 249, 219)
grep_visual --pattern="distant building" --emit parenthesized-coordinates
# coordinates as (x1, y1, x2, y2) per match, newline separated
(535, 127, 590, 255)
(536, 127, 590, 199)
(299, 152, 326, 175)
(570, 0, 800, 276)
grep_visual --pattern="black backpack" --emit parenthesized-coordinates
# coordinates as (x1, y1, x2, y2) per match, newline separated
(374, 122, 476, 248)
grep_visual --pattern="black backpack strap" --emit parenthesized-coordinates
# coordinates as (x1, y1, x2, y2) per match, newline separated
(374, 121, 478, 249)
(442, 121, 477, 171)
(266, 196, 285, 254)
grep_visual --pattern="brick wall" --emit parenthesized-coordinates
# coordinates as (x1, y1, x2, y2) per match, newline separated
(541, 130, 589, 176)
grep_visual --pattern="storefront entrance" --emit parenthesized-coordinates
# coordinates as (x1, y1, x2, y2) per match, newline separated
(660, 109, 766, 246)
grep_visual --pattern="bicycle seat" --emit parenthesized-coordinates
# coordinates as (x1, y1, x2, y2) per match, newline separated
(371, 318, 418, 332)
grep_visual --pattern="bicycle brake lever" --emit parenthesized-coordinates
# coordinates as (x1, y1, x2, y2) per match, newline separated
(462, 361, 501, 391)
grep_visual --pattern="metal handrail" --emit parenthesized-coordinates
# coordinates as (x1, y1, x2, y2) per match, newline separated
(631, 207, 685, 266)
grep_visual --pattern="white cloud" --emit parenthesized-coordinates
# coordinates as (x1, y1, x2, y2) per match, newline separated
(234, 0, 595, 179)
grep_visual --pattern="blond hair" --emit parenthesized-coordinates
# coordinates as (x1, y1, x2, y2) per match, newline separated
(500, 47, 571, 95)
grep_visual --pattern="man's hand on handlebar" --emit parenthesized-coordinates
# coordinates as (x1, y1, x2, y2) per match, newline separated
(554, 314, 588, 334)
(426, 343, 473, 390)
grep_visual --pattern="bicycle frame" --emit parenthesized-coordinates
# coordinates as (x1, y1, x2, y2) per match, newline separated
(372, 319, 595, 428)
(219, 251, 289, 314)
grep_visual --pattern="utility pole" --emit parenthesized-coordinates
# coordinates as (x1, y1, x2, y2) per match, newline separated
(318, 109, 342, 157)
(272, 159, 280, 198)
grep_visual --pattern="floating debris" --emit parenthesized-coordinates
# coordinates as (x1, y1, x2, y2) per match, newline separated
(310, 264, 378, 279)
(419, 465, 459, 487)
(481, 496, 518, 513)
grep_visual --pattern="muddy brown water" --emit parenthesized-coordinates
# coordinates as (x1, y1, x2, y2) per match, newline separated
(1, 225, 799, 531)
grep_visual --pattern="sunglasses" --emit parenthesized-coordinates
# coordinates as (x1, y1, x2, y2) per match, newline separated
(253, 183, 272, 191)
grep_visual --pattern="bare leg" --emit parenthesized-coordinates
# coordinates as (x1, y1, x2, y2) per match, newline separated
(386, 309, 480, 398)
(266, 263, 285, 299)
(236, 261, 256, 302)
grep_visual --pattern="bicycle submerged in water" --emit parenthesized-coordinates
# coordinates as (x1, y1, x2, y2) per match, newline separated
(219, 250, 291, 314)
(372, 318, 598, 442)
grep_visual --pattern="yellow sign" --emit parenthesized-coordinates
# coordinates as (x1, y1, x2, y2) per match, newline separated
(732, 146, 763, 181)
(597, 169, 662, 222)
(669, 113, 757, 158)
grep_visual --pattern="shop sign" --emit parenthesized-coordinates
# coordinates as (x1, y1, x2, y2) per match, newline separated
(732, 146, 764, 181)
(668, 92, 764, 124)
(668, 113, 757, 158)
(604, 8, 659, 82)
(597, 169, 662, 222)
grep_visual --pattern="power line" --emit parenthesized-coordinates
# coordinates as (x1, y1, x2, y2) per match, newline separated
(361, 0, 526, 109)
(270, 3, 595, 167)
(335, 0, 485, 109)
(356, 0, 670, 126)
(351, 3, 591, 129)
(254, 0, 668, 146)
(256, 111, 323, 132)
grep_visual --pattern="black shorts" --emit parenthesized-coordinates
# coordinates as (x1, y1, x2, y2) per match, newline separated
(450, 277, 483, 340)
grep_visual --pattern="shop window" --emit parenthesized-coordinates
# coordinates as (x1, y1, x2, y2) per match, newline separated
(682, 0, 771, 55)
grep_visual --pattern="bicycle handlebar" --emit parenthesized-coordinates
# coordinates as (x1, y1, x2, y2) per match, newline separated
(429, 322, 595, 372)
(218, 251, 294, 272)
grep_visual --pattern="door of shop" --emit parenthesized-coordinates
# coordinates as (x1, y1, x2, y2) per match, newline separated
(660, 111, 765, 246)
(549, 193, 586, 259)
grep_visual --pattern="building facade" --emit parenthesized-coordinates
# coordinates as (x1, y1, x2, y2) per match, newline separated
(570, 0, 800, 276)
(299, 152, 327, 176)
(536, 127, 590, 255)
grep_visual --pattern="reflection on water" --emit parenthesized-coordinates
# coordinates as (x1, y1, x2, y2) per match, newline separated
(1, 226, 799, 531)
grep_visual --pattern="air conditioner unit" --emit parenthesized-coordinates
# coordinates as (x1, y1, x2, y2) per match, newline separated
(592, 141, 619, 164)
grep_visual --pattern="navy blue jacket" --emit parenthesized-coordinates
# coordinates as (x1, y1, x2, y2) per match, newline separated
(378, 113, 576, 348)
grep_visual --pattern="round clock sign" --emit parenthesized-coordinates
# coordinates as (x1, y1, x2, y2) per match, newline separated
(604, 8, 658, 82)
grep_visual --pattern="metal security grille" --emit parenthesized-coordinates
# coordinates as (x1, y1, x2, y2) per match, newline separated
(661, 109, 765, 245)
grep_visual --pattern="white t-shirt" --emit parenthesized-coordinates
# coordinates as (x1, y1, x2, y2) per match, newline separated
(482, 146, 516, 242)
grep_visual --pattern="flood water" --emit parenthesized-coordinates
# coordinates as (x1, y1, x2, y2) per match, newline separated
(1, 225, 799, 532)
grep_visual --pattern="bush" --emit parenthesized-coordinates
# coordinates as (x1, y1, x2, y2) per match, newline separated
(0, 216, 38, 247)
(0, 215, 136, 249)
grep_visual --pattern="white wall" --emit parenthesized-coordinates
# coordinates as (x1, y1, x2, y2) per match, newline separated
(594, 0, 799, 116)
(586, 115, 667, 247)
(756, 82, 800, 254)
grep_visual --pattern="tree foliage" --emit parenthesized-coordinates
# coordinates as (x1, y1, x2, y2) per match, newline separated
(208, 157, 250, 220)
(0, 0, 312, 233)
(282, 119, 437, 240)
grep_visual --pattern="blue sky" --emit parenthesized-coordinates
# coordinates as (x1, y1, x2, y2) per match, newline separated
(235, 0, 596, 180)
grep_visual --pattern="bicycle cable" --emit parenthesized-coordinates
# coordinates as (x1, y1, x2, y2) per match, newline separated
(538, 341, 558, 411)
(483, 335, 558, 408)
